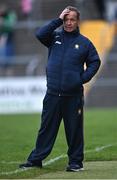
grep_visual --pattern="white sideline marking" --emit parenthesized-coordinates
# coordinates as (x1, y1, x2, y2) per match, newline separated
(95, 144, 113, 152)
(0, 168, 30, 175)
(0, 143, 116, 176)
(85, 143, 116, 154)
(1, 161, 21, 164)
(0, 155, 66, 175)
(43, 154, 66, 166)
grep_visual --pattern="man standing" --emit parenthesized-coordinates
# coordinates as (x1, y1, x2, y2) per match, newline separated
(20, 6, 101, 172)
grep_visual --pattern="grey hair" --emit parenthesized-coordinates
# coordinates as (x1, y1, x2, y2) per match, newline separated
(66, 6, 80, 19)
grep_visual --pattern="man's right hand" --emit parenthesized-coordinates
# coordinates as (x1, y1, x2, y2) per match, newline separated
(59, 8, 70, 20)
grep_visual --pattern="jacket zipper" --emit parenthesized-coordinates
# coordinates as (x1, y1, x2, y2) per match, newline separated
(59, 33, 65, 96)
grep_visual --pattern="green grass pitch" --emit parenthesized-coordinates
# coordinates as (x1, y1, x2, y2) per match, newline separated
(0, 108, 117, 179)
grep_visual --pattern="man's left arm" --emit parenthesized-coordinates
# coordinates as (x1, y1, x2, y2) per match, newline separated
(82, 41, 101, 84)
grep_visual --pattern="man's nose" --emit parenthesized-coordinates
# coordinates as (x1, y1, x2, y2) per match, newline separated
(67, 20, 71, 25)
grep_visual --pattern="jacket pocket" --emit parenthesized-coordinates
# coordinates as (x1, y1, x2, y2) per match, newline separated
(61, 71, 82, 91)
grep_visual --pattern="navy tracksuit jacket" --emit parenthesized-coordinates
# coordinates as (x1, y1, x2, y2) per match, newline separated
(27, 18, 101, 165)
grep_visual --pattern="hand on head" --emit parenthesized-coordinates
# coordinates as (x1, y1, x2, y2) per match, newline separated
(59, 8, 70, 20)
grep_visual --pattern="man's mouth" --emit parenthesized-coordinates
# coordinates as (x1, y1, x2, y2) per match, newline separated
(66, 26, 72, 29)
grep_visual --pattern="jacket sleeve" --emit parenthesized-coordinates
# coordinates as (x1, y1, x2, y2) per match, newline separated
(82, 41, 101, 84)
(35, 18, 63, 47)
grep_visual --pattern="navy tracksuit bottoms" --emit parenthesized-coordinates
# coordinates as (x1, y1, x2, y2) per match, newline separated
(27, 93, 84, 165)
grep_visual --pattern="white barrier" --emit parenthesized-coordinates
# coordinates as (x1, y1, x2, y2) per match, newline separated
(0, 76, 46, 114)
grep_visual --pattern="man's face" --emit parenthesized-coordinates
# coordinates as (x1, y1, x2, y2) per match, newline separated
(63, 11, 79, 32)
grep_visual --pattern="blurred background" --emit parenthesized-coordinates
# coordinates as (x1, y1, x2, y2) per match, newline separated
(0, 0, 117, 114)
